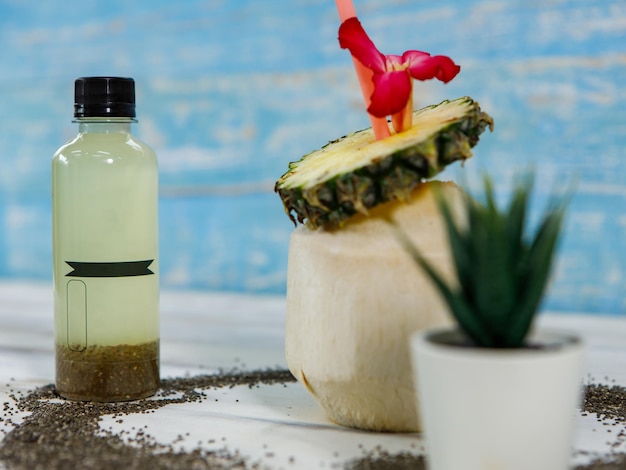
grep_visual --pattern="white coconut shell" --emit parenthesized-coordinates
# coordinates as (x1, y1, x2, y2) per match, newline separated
(285, 181, 464, 432)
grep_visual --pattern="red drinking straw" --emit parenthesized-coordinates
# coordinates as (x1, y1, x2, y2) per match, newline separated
(335, 0, 391, 140)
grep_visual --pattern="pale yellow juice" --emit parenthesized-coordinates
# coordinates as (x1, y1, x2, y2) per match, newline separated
(52, 123, 159, 348)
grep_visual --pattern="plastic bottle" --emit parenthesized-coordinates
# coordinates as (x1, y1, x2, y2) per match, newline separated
(52, 77, 159, 401)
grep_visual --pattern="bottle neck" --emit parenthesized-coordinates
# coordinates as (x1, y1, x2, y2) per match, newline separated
(74, 117, 136, 134)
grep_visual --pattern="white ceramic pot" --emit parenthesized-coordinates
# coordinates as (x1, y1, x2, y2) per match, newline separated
(411, 328, 585, 470)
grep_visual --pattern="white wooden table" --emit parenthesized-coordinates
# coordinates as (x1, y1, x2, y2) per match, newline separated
(1, 281, 625, 468)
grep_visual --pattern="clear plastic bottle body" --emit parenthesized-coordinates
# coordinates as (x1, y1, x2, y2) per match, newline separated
(52, 118, 159, 401)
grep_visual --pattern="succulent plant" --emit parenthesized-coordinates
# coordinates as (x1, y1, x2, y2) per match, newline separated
(394, 174, 569, 348)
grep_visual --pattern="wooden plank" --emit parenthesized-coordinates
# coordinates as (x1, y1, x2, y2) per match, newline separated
(0, 0, 623, 313)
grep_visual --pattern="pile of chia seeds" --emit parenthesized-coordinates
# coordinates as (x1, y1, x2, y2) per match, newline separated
(341, 449, 426, 469)
(2, 375, 626, 469)
(0, 369, 294, 470)
(574, 382, 626, 470)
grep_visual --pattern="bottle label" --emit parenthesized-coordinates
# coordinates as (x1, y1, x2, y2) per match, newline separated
(65, 260, 155, 277)
(61, 258, 159, 349)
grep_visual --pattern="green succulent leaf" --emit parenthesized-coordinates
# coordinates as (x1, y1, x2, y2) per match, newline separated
(506, 174, 531, 259)
(433, 191, 472, 298)
(390, 224, 493, 347)
(393, 174, 569, 349)
(469, 202, 518, 344)
(510, 200, 568, 345)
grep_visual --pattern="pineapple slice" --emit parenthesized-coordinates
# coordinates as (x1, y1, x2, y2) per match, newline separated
(276, 96, 493, 229)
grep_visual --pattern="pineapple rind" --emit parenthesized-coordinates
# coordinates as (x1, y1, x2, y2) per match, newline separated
(275, 96, 493, 229)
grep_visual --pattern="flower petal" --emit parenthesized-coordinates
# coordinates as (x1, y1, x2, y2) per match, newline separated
(368, 70, 412, 117)
(403, 50, 461, 83)
(338, 17, 386, 72)
(384, 54, 404, 69)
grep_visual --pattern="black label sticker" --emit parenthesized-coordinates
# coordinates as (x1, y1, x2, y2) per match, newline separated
(65, 260, 155, 278)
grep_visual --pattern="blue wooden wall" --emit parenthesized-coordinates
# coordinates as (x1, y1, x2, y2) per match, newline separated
(0, 1, 624, 314)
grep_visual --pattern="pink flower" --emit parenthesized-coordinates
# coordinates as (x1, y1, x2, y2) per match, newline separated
(338, 17, 460, 132)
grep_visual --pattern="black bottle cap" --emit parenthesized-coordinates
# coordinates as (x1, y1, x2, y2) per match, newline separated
(74, 77, 136, 118)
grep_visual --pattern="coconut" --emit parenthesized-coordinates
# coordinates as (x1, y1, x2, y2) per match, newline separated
(285, 181, 463, 432)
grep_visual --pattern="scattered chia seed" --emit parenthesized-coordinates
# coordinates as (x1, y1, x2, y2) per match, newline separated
(341, 450, 426, 470)
(6, 375, 626, 469)
(575, 382, 626, 470)
(0, 368, 295, 470)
